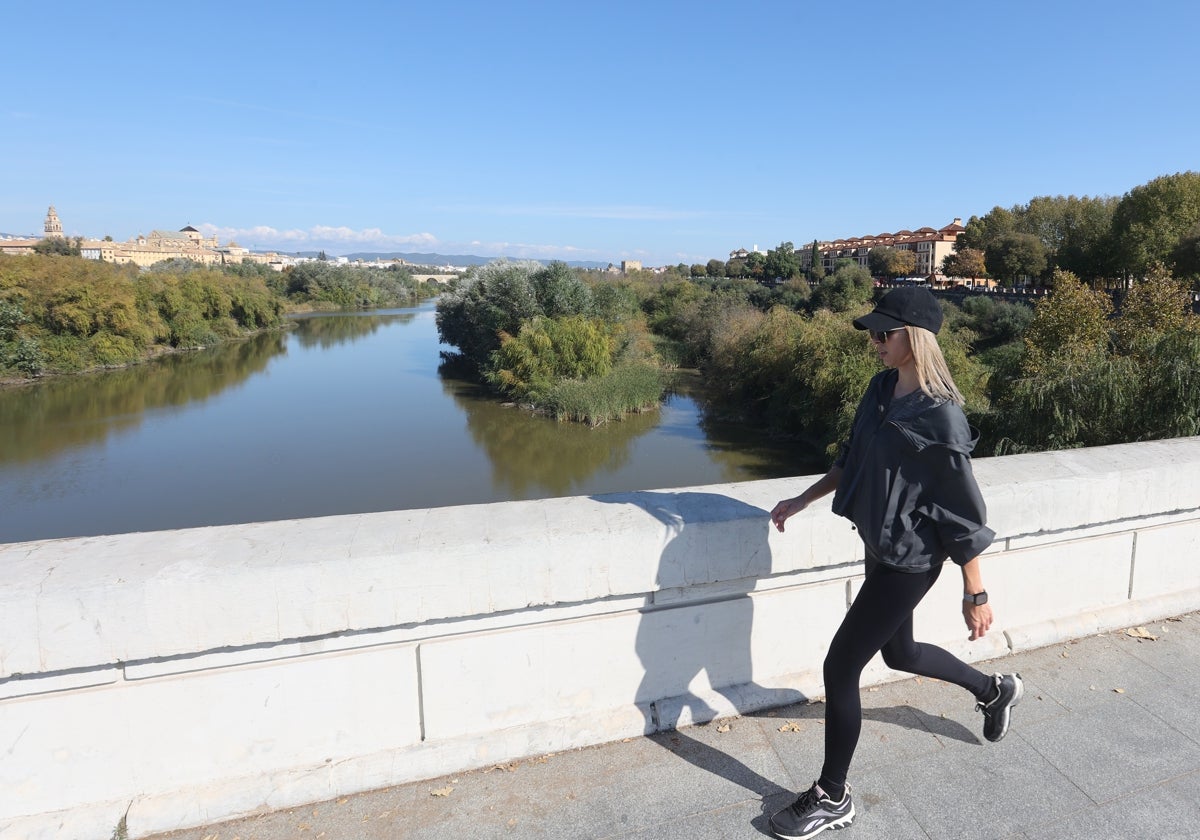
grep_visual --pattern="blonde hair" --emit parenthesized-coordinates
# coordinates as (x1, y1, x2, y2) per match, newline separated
(905, 326, 964, 405)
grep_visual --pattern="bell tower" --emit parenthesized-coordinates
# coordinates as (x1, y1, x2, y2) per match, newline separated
(44, 205, 64, 238)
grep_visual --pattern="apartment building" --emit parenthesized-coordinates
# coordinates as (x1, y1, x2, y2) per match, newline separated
(801, 219, 965, 280)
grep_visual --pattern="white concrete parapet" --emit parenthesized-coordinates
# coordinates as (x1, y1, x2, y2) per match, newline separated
(2, 438, 1200, 839)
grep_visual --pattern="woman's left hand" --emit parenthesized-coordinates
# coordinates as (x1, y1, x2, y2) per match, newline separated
(963, 602, 993, 641)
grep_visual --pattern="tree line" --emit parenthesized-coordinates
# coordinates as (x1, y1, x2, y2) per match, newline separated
(0, 253, 441, 378)
(436, 251, 1199, 463)
(954, 171, 1200, 287)
(669, 171, 1200, 292)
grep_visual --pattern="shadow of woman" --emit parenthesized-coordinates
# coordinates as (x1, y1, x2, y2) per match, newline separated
(592, 490, 805, 801)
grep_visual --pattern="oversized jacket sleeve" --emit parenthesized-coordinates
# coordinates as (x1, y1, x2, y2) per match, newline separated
(924, 446, 995, 565)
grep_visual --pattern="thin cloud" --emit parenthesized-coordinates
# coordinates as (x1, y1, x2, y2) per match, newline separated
(196, 223, 613, 262)
(442, 203, 709, 222)
(197, 223, 437, 250)
(463, 239, 602, 260)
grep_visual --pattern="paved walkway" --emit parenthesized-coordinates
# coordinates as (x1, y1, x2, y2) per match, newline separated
(149, 612, 1200, 840)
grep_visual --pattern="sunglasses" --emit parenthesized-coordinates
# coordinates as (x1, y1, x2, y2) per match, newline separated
(868, 327, 905, 343)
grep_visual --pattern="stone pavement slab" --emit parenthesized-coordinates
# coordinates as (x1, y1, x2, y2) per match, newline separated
(147, 612, 1200, 840)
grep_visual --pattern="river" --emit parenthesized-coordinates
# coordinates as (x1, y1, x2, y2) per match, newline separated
(0, 301, 823, 543)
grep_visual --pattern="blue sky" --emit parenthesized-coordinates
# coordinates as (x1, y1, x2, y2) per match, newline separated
(3, 1, 1197, 266)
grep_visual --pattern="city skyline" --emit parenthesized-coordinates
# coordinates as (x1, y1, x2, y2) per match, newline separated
(2, 1, 1198, 266)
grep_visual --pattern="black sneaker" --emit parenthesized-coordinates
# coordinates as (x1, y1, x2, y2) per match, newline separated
(769, 782, 855, 840)
(977, 672, 1023, 742)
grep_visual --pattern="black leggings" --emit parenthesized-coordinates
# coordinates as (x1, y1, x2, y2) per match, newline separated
(820, 557, 993, 788)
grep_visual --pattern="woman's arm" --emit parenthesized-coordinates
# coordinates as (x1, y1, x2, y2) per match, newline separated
(770, 466, 844, 533)
(960, 556, 993, 640)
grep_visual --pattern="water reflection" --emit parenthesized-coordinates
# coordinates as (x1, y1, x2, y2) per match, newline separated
(694, 408, 828, 480)
(1, 303, 823, 544)
(290, 310, 417, 349)
(444, 376, 664, 497)
(0, 331, 285, 465)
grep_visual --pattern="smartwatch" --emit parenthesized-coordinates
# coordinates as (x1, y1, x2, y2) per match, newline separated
(963, 591, 988, 606)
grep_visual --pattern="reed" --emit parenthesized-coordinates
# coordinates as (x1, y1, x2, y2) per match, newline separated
(542, 362, 665, 427)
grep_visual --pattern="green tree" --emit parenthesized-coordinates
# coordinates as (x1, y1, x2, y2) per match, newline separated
(1023, 194, 1118, 282)
(744, 251, 766, 281)
(436, 261, 542, 367)
(867, 246, 917, 279)
(530, 261, 592, 319)
(435, 260, 594, 370)
(33, 236, 82, 257)
(0, 299, 30, 341)
(706, 258, 725, 278)
(643, 279, 705, 340)
(590, 282, 640, 323)
(958, 206, 1018, 253)
(1113, 265, 1194, 353)
(9, 336, 46, 375)
(1112, 171, 1200, 281)
(954, 296, 1034, 348)
(811, 260, 873, 313)
(992, 267, 1200, 453)
(764, 241, 801, 281)
(690, 263, 707, 278)
(942, 247, 988, 279)
(985, 233, 1048, 285)
(808, 240, 826, 281)
(1170, 220, 1200, 285)
(0, 254, 284, 375)
(1021, 269, 1112, 375)
(961, 197, 1117, 284)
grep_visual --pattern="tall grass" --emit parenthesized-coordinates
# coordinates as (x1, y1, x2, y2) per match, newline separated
(542, 362, 665, 426)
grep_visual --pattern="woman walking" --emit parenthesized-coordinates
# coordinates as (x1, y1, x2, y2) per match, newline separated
(768, 287, 1022, 840)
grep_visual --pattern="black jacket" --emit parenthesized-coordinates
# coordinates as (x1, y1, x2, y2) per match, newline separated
(831, 369, 994, 572)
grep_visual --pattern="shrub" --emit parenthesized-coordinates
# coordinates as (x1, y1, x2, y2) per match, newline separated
(89, 332, 139, 366)
(9, 336, 46, 376)
(485, 315, 614, 401)
(1021, 269, 1112, 376)
(542, 362, 665, 426)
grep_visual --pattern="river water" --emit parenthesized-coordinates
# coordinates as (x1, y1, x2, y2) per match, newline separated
(0, 301, 823, 543)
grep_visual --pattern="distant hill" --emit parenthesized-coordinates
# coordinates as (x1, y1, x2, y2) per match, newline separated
(290, 251, 608, 270)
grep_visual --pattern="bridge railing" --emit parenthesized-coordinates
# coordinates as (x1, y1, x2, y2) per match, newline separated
(3, 437, 1200, 839)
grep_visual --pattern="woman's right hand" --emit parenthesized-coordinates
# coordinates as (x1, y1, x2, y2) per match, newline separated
(770, 496, 807, 532)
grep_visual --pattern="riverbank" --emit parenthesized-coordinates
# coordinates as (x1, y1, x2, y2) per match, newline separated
(0, 323, 293, 390)
(0, 253, 441, 385)
(0, 299, 425, 389)
(0, 306, 813, 544)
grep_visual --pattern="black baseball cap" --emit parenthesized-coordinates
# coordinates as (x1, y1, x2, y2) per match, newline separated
(852, 287, 944, 335)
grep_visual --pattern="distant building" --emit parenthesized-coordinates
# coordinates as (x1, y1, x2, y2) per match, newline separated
(0, 206, 287, 268)
(801, 220, 966, 281)
(621, 260, 642, 274)
(728, 246, 763, 260)
(0, 238, 36, 256)
(44, 206, 63, 238)
(0, 206, 66, 255)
